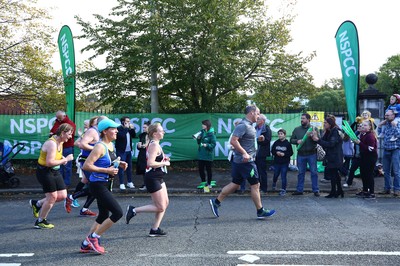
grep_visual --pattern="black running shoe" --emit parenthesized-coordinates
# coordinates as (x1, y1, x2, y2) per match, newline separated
(125, 205, 136, 224)
(149, 228, 167, 237)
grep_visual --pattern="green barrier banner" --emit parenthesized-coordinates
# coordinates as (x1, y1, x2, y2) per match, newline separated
(335, 20, 360, 124)
(0, 112, 303, 161)
(58, 25, 76, 122)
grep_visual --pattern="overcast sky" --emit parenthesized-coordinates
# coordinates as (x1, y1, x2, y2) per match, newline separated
(38, 0, 400, 87)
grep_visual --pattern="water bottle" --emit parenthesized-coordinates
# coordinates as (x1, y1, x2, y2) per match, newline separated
(109, 157, 120, 191)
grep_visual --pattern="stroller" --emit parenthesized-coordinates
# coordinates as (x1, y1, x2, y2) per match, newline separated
(0, 142, 25, 188)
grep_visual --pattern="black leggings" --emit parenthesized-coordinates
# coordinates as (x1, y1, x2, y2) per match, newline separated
(198, 160, 213, 184)
(89, 181, 123, 224)
(360, 153, 377, 194)
(72, 182, 96, 208)
(325, 167, 342, 195)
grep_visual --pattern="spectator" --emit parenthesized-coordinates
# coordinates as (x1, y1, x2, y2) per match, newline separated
(271, 128, 293, 196)
(290, 113, 320, 197)
(196, 119, 217, 192)
(354, 120, 378, 199)
(116, 116, 136, 190)
(136, 121, 151, 191)
(255, 114, 272, 194)
(343, 124, 361, 188)
(339, 132, 354, 180)
(377, 109, 400, 196)
(312, 117, 344, 198)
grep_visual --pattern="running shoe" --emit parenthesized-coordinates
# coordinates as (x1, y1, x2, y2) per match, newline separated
(209, 199, 220, 217)
(149, 227, 167, 237)
(125, 205, 136, 224)
(80, 209, 97, 217)
(257, 208, 276, 219)
(71, 199, 80, 208)
(64, 196, 72, 213)
(34, 219, 54, 229)
(29, 199, 41, 218)
(86, 235, 105, 254)
(138, 185, 147, 191)
(80, 242, 94, 253)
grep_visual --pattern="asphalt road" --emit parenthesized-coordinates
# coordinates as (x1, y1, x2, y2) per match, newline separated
(1, 194, 399, 266)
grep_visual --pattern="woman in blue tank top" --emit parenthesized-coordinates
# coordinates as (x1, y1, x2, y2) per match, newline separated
(80, 118, 128, 255)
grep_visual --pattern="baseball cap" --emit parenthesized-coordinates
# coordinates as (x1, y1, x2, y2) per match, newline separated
(98, 118, 120, 132)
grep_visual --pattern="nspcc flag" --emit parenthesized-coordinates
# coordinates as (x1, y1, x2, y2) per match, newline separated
(335, 21, 360, 124)
(57, 25, 76, 122)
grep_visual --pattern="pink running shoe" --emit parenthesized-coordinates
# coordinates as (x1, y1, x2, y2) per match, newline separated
(86, 236, 105, 254)
(80, 242, 94, 253)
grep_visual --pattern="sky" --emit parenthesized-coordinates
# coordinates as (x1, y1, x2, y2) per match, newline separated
(37, 0, 400, 87)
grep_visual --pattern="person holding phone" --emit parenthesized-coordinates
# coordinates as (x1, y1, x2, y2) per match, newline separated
(116, 116, 136, 190)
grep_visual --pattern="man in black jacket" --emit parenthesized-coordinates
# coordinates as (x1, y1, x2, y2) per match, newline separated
(116, 116, 136, 190)
(256, 114, 272, 193)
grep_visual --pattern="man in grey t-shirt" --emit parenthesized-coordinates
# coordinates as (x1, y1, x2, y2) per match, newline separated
(232, 117, 257, 163)
(209, 105, 276, 219)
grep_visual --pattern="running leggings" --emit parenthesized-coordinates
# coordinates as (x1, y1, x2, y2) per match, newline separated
(89, 181, 123, 224)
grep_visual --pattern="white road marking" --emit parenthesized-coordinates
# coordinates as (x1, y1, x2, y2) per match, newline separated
(0, 263, 21, 266)
(0, 254, 34, 258)
(228, 250, 400, 256)
(238, 254, 260, 263)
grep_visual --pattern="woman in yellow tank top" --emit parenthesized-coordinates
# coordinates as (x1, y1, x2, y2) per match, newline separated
(29, 123, 74, 229)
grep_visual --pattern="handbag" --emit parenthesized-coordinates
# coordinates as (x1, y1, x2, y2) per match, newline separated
(316, 144, 326, 161)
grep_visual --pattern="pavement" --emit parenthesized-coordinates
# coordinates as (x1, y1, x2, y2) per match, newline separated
(0, 164, 388, 197)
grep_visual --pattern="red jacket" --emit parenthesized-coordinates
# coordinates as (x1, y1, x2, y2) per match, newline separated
(50, 115, 76, 148)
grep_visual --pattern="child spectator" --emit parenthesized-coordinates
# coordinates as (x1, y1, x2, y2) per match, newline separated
(380, 94, 400, 139)
(385, 94, 400, 119)
(271, 129, 293, 196)
(343, 124, 361, 187)
(339, 132, 354, 179)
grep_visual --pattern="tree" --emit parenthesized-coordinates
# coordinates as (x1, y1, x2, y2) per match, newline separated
(307, 78, 346, 111)
(375, 54, 400, 105)
(77, 0, 315, 113)
(0, 0, 64, 112)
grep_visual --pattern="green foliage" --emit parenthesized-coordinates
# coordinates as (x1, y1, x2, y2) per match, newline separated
(77, 0, 315, 113)
(0, 0, 64, 112)
(307, 86, 347, 111)
(375, 54, 400, 104)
